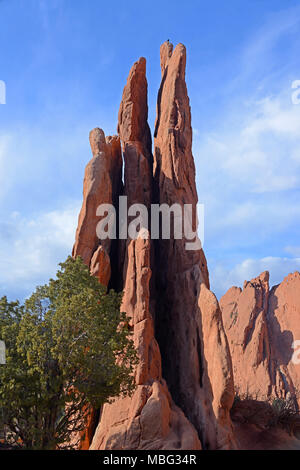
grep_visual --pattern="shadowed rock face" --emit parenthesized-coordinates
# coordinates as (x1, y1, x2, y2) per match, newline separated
(73, 42, 235, 450)
(220, 271, 300, 408)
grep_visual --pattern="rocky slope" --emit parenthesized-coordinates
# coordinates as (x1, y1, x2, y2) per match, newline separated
(72, 42, 236, 450)
(220, 271, 300, 408)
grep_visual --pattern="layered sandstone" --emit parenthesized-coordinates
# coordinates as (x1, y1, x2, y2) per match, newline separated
(220, 271, 300, 408)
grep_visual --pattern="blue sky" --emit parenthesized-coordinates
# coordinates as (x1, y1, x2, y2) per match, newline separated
(0, 0, 300, 300)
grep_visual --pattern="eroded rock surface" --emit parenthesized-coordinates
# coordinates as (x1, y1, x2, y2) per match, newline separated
(74, 42, 236, 450)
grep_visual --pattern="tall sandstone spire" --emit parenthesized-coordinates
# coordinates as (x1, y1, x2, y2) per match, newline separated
(73, 42, 236, 450)
(89, 55, 201, 450)
(153, 42, 235, 449)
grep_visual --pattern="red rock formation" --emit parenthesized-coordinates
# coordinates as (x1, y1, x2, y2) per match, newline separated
(72, 129, 122, 449)
(269, 272, 300, 405)
(117, 57, 153, 210)
(220, 271, 300, 408)
(117, 57, 153, 281)
(90, 55, 201, 450)
(72, 128, 122, 272)
(90, 235, 201, 450)
(153, 42, 235, 449)
(73, 42, 236, 450)
(220, 272, 272, 400)
(231, 398, 300, 449)
(90, 245, 111, 286)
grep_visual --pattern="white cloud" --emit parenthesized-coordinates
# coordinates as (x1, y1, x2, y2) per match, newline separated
(243, 97, 300, 137)
(0, 202, 80, 300)
(197, 94, 300, 196)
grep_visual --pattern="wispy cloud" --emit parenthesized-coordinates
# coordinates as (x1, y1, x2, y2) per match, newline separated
(0, 202, 80, 301)
(229, 4, 300, 93)
(197, 93, 300, 196)
(194, 6, 300, 297)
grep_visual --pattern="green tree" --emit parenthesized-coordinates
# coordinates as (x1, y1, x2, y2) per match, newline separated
(0, 256, 137, 450)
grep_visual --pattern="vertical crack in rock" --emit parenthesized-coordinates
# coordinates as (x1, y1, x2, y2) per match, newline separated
(73, 42, 236, 450)
(196, 327, 204, 388)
